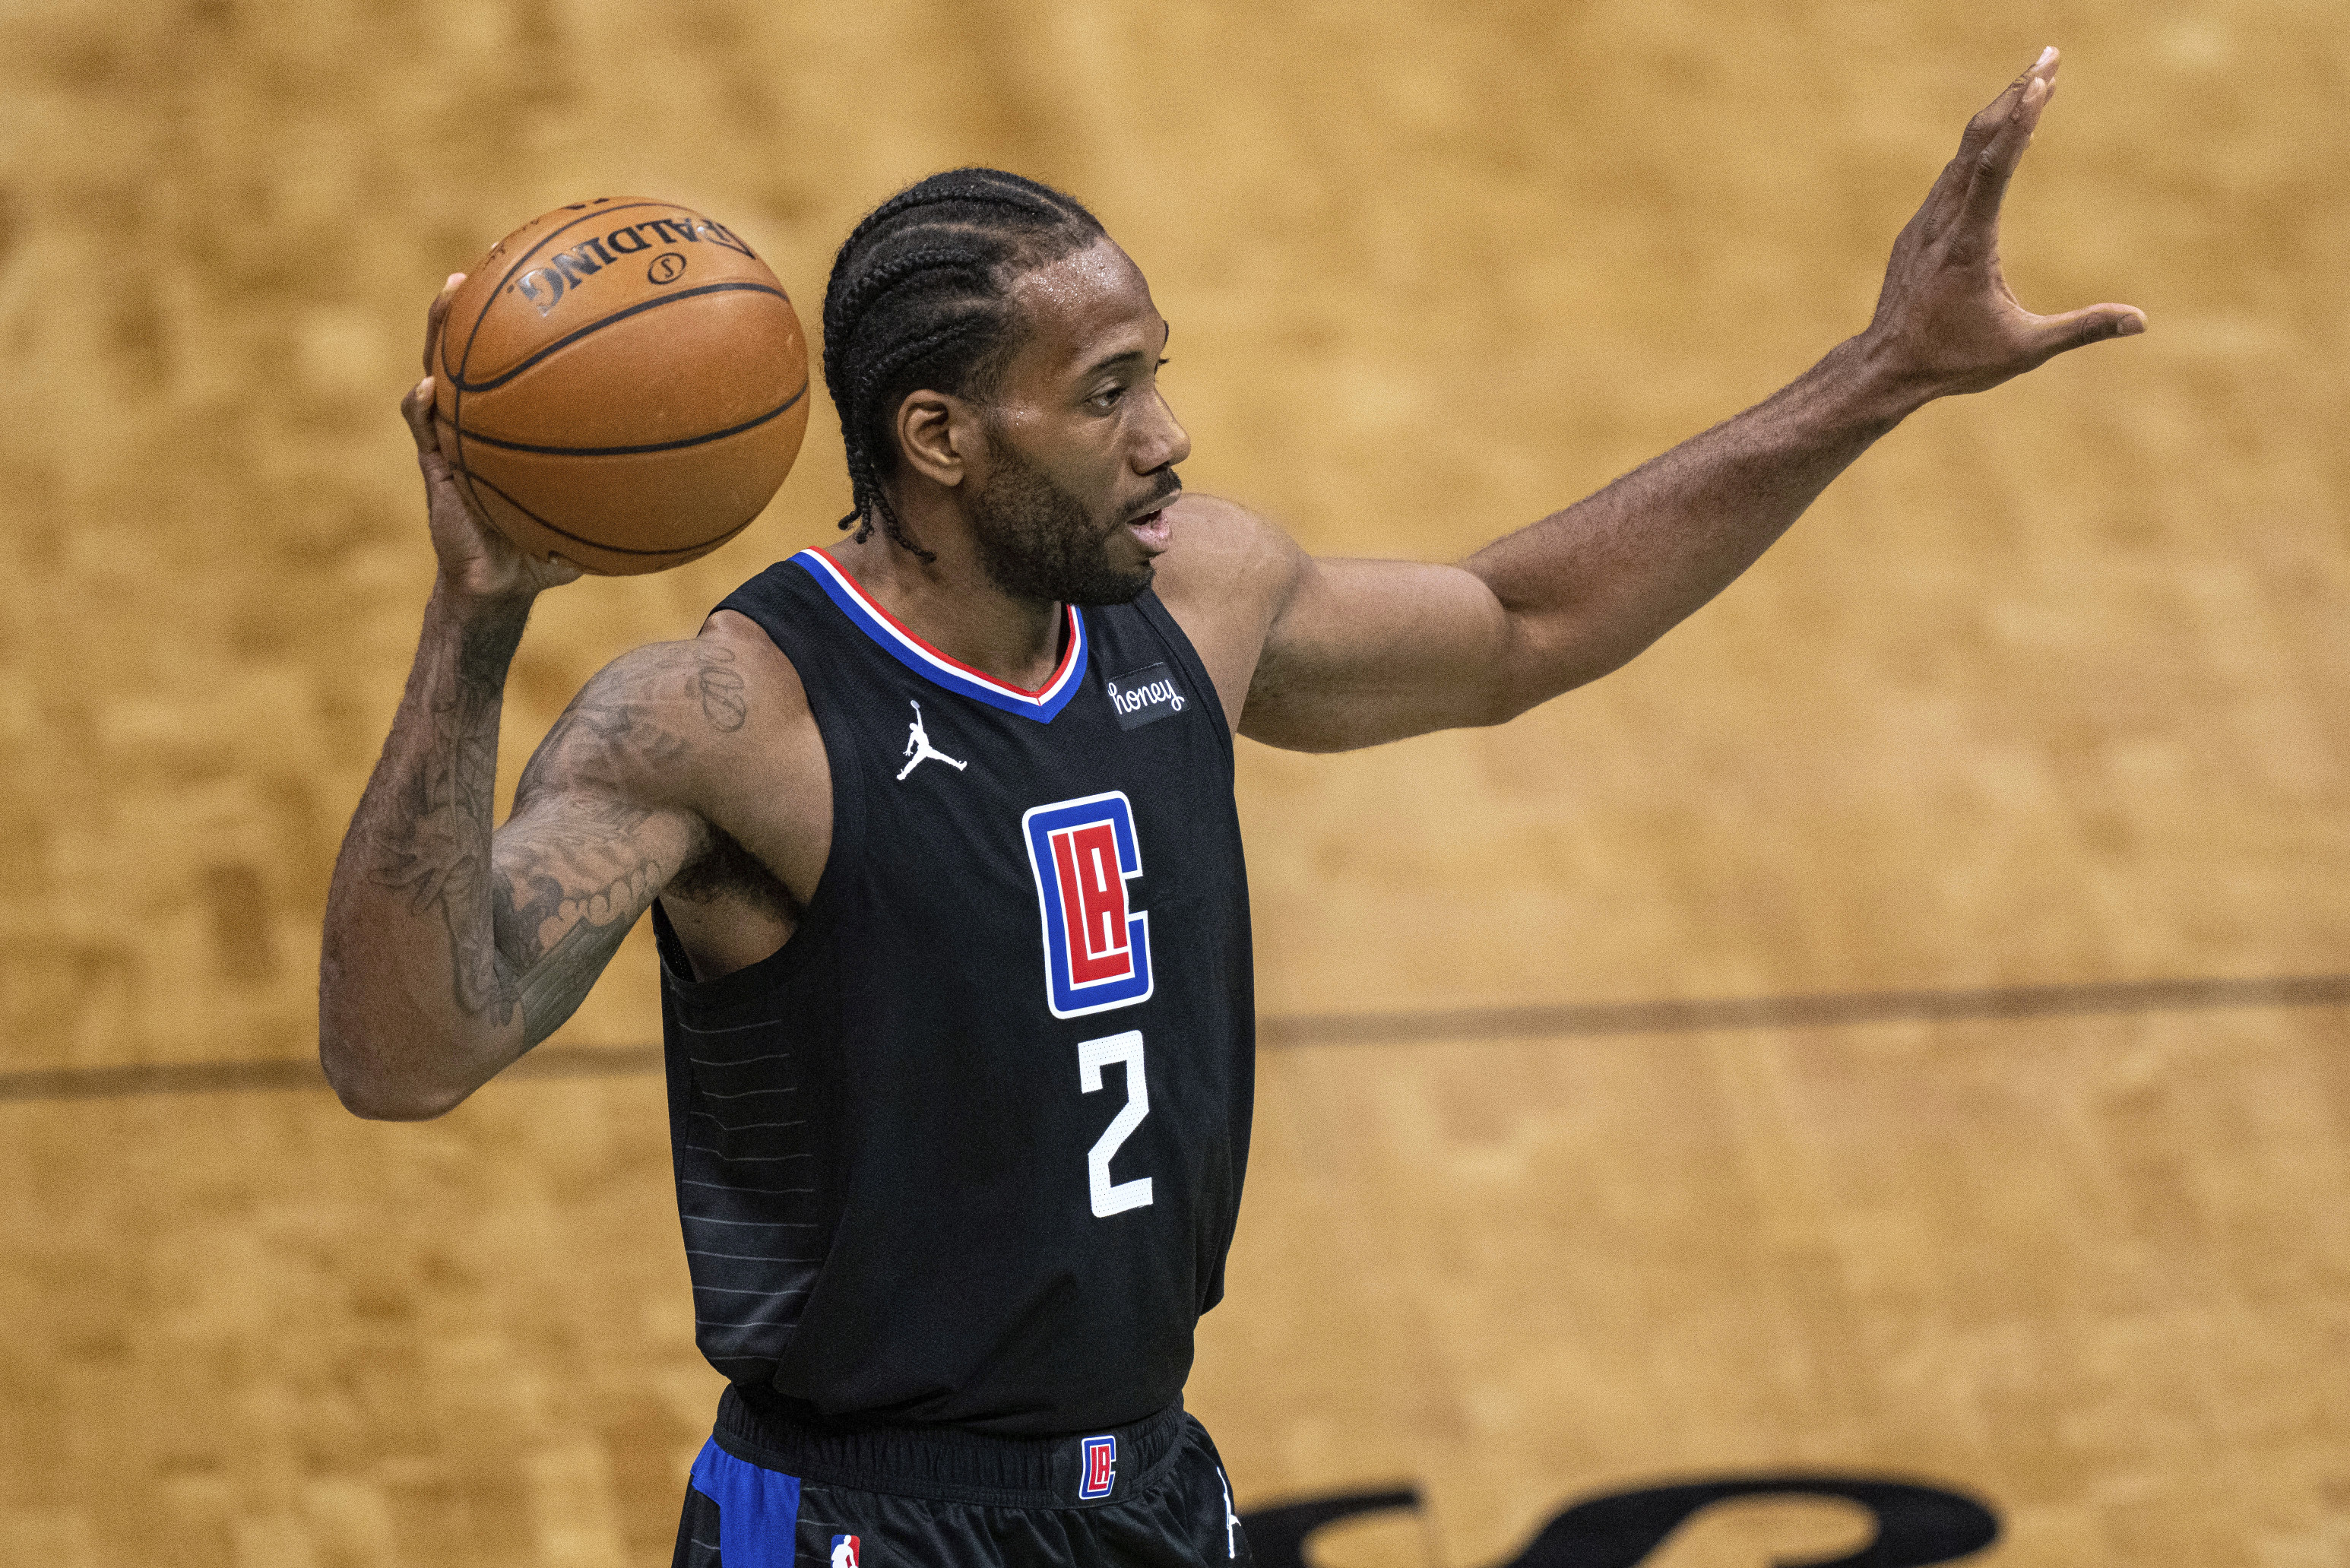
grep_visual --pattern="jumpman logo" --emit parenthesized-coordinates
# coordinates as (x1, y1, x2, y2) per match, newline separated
(897, 700, 968, 782)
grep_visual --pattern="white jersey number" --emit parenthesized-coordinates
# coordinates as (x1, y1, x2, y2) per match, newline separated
(1078, 1031, 1155, 1218)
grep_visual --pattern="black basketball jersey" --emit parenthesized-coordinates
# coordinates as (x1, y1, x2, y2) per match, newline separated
(650, 547, 1255, 1437)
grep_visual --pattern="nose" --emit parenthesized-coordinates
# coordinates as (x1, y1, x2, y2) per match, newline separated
(1135, 382, 1192, 475)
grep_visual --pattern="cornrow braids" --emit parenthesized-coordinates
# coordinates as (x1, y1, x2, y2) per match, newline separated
(822, 169, 1107, 558)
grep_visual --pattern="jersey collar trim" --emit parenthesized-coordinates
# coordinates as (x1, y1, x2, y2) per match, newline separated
(791, 548, 1088, 722)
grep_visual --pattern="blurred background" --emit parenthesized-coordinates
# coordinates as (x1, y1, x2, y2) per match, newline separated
(3, 0, 2346, 1564)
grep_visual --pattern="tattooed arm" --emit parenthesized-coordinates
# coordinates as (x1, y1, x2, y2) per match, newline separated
(489, 638, 759, 1026)
(321, 275, 738, 1118)
(318, 593, 727, 1117)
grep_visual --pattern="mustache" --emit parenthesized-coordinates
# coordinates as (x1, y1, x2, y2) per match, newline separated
(1134, 468, 1183, 514)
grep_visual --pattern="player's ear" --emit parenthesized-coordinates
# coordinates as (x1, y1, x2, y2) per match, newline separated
(894, 389, 974, 489)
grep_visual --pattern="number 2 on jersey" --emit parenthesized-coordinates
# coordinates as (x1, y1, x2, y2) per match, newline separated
(1078, 1031, 1154, 1218)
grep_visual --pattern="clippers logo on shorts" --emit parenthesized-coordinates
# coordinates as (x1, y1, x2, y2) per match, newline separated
(1104, 662, 1188, 730)
(830, 1535, 860, 1568)
(1080, 1435, 1117, 1500)
(1022, 792, 1153, 1018)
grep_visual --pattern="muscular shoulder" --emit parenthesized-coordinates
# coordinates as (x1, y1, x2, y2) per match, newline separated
(512, 613, 808, 813)
(1147, 494, 1308, 724)
(514, 609, 828, 908)
(1151, 493, 1303, 616)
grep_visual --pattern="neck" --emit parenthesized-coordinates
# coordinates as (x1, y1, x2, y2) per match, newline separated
(827, 524, 1068, 692)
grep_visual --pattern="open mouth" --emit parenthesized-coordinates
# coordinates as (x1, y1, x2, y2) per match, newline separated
(1126, 483, 1181, 542)
(1126, 507, 1173, 550)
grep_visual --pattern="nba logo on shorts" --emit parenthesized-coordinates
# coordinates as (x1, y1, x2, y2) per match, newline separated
(1022, 792, 1152, 1018)
(1079, 1435, 1117, 1500)
(830, 1535, 860, 1567)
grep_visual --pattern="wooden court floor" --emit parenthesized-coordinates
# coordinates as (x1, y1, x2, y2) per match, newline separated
(5, 0, 2348, 1564)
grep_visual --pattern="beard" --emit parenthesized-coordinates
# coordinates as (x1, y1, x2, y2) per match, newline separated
(967, 436, 1169, 607)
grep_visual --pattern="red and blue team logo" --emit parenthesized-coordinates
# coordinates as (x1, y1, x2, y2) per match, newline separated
(830, 1535, 860, 1567)
(1023, 792, 1152, 1019)
(1080, 1435, 1117, 1500)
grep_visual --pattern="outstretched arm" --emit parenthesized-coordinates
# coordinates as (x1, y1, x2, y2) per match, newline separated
(318, 279, 711, 1119)
(1240, 49, 2143, 752)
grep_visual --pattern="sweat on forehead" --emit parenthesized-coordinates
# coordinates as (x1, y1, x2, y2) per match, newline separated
(1001, 241, 1161, 369)
(1009, 239, 1140, 308)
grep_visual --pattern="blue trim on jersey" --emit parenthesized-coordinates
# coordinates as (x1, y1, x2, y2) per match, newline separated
(791, 549, 1088, 722)
(690, 1438, 803, 1566)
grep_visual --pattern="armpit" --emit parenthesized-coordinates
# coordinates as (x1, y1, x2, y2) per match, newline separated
(667, 824, 802, 922)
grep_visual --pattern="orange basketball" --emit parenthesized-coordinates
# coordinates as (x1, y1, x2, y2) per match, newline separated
(432, 197, 810, 575)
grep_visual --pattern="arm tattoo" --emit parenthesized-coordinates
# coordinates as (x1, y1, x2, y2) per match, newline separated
(489, 799, 668, 1038)
(366, 631, 743, 1034)
(519, 642, 746, 780)
(367, 609, 528, 1023)
(698, 659, 748, 732)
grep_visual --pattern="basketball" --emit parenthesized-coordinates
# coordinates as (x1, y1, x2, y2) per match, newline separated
(431, 197, 810, 575)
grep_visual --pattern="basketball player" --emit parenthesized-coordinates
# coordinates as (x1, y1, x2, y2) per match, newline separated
(320, 50, 2138, 1568)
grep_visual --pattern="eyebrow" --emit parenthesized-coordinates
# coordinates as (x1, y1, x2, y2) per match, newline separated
(1078, 322, 1171, 381)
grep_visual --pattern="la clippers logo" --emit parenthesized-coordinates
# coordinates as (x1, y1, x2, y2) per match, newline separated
(1023, 792, 1152, 1018)
(1080, 1435, 1117, 1500)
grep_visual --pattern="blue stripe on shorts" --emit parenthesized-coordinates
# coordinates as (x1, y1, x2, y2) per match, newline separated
(690, 1437, 803, 1566)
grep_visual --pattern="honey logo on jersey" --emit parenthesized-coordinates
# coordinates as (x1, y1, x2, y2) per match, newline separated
(1023, 792, 1153, 1018)
(1104, 661, 1188, 730)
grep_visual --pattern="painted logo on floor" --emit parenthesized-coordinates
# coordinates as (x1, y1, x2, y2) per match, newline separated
(1239, 1475, 1998, 1568)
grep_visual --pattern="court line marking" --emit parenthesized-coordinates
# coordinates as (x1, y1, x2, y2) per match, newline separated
(1258, 971, 2350, 1045)
(5, 973, 2345, 1103)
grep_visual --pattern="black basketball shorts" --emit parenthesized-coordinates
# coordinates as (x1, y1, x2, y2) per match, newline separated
(672, 1387, 1254, 1567)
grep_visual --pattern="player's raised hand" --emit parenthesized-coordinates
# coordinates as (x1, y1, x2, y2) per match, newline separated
(1863, 48, 2146, 398)
(401, 273, 584, 601)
